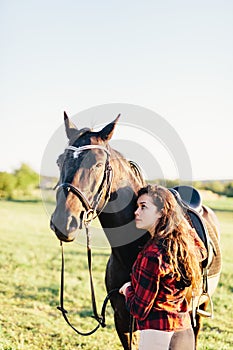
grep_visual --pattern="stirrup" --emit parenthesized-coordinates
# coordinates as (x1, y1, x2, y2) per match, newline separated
(196, 292, 214, 319)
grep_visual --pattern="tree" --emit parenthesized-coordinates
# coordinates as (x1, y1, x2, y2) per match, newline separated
(225, 182, 233, 197)
(14, 163, 39, 195)
(0, 172, 17, 199)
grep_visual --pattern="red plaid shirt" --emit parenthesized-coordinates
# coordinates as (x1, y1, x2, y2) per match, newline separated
(125, 229, 207, 331)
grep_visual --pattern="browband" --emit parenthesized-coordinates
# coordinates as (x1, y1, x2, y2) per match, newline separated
(66, 145, 111, 158)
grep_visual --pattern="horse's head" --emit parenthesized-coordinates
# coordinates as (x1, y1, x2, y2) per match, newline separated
(50, 112, 120, 242)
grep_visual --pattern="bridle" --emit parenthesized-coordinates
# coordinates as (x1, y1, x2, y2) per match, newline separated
(56, 144, 119, 336)
(57, 144, 113, 224)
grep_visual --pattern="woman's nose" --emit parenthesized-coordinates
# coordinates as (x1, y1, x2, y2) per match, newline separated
(135, 208, 139, 216)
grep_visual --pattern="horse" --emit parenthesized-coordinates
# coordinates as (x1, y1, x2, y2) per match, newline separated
(50, 112, 221, 350)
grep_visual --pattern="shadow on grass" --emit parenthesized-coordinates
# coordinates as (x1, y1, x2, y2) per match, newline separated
(7, 198, 42, 203)
(13, 286, 59, 305)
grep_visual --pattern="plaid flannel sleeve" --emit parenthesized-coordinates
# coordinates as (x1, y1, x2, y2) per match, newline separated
(125, 253, 162, 321)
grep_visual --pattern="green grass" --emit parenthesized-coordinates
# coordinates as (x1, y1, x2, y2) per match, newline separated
(0, 198, 233, 349)
(0, 200, 121, 350)
(197, 208, 233, 350)
(203, 196, 233, 212)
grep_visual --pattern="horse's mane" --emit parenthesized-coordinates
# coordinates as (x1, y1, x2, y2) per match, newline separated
(129, 160, 146, 187)
(109, 147, 145, 191)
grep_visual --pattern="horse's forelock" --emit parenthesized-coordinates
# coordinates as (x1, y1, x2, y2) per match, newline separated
(68, 127, 92, 146)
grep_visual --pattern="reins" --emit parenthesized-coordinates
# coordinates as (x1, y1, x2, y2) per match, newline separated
(57, 224, 119, 336)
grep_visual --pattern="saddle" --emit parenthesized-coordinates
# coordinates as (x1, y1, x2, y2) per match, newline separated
(169, 185, 211, 269)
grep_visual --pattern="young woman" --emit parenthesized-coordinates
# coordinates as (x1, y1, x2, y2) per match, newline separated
(119, 185, 207, 350)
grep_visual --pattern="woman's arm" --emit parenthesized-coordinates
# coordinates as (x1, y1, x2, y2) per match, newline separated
(124, 253, 161, 321)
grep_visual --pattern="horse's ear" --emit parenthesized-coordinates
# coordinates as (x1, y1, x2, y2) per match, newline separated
(64, 111, 78, 139)
(99, 114, 120, 141)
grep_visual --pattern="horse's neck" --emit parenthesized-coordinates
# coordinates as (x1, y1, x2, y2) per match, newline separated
(99, 148, 143, 229)
(99, 149, 149, 268)
(109, 149, 145, 193)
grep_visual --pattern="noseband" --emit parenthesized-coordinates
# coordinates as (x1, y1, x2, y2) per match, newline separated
(58, 144, 113, 224)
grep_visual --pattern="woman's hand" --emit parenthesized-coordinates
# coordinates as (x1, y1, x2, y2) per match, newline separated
(119, 282, 131, 296)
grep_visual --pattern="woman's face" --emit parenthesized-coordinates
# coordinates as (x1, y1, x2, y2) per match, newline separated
(135, 194, 162, 235)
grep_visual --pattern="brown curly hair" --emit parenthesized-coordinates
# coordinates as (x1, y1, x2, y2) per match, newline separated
(137, 185, 202, 292)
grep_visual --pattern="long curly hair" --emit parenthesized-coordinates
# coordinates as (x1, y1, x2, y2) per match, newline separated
(137, 185, 202, 292)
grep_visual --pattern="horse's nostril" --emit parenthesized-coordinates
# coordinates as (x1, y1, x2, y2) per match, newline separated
(67, 215, 78, 233)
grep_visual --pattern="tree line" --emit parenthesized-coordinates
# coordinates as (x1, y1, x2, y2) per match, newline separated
(152, 179, 233, 197)
(0, 163, 232, 199)
(0, 163, 39, 199)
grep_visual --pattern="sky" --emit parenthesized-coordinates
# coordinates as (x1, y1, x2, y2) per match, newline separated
(1, 0, 233, 181)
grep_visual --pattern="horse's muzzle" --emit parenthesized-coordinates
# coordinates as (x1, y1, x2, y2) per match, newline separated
(50, 215, 77, 242)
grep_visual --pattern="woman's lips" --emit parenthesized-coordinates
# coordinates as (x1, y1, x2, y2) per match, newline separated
(135, 218, 141, 223)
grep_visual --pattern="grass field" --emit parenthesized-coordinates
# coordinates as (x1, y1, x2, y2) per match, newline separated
(0, 197, 232, 350)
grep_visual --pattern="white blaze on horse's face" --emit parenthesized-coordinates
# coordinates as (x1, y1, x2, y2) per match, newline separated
(73, 150, 81, 158)
(50, 112, 120, 242)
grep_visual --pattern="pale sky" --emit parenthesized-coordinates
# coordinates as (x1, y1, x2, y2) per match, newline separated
(1, 0, 233, 180)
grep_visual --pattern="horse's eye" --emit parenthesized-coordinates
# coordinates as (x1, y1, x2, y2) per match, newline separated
(57, 154, 64, 170)
(96, 162, 103, 168)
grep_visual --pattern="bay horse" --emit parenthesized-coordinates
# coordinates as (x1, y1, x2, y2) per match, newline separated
(50, 113, 221, 349)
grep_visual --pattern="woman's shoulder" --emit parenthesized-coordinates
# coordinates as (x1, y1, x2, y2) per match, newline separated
(142, 241, 163, 258)
(139, 242, 170, 275)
